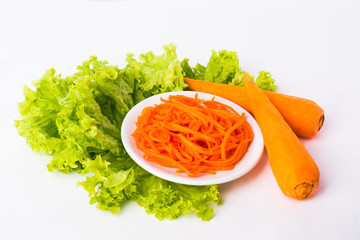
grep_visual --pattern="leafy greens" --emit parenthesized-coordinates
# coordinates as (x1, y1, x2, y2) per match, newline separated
(181, 50, 278, 92)
(15, 44, 277, 221)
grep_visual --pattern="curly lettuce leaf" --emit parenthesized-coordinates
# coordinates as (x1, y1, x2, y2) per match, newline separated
(124, 43, 187, 104)
(14, 69, 70, 155)
(254, 71, 278, 92)
(16, 57, 131, 173)
(181, 49, 278, 92)
(79, 153, 221, 220)
(136, 176, 221, 221)
(181, 58, 206, 80)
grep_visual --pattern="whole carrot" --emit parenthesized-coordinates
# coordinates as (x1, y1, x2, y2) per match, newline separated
(184, 78, 324, 138)
(243, 73, 320, 199)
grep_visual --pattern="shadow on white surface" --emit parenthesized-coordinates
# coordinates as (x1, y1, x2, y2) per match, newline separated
(219, 150, 269, 195)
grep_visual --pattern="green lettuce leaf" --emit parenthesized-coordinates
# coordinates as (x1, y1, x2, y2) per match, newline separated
(254, 71, 278, 92)
(123, 43, 187, 104)
(79, 153, 221, 220)
(181, 49, 278, 92)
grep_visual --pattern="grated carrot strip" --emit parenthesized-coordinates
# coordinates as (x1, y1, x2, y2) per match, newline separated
(132, 95, 254, 177)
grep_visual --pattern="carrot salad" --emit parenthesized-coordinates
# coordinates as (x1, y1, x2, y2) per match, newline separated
(132, 94, 254, 177)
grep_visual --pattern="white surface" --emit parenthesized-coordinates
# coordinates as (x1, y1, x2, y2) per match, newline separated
(1, 0, 360, 239)
(122, 91, 264, 185)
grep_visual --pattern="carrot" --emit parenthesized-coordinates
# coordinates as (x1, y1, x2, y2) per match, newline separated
(243, 73, 320, 199)
(132, 94, 254, 177)
(184, 77, 324, 138)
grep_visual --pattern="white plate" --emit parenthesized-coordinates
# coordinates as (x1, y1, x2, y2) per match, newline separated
(121, 91, 264, 185)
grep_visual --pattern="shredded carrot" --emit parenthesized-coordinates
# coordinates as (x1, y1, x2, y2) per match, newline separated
(131, 94, 254, 177)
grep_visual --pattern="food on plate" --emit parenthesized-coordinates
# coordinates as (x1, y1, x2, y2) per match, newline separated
(243, 73, 320, 199)
(132, 94, 254, 177)
(184, 78, 324, 138)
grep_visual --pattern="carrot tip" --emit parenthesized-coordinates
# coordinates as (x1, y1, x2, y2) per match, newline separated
(292, 182, 315, 200)
(318, 114, 325, 131)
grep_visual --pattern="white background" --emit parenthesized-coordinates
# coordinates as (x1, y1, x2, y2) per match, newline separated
(1, 0, 360, 239)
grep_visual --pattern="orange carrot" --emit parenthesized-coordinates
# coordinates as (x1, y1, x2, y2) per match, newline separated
(132, 94, 254, 177)
(184, 77, 324, 138)
(243, 73, 320, 199)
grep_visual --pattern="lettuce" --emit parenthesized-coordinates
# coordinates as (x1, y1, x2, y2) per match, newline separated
(15, 44, 276, 221)
(15, 45, 221, 221)
(123, 43, 187, 104)
(181, 49, 278, 92)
